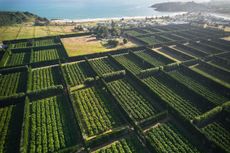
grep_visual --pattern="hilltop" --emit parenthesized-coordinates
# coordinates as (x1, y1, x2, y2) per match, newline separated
(152, 2, 209, 12)
(151, 1, 230, 14)
(0, 11, 48, 26)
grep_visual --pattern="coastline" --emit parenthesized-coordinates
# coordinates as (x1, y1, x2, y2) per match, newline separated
(209, 13, 230, 20)
(50, 12, 186, 23)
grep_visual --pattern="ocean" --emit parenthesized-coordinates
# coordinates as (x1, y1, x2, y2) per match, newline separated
(0, 0, 185, 19)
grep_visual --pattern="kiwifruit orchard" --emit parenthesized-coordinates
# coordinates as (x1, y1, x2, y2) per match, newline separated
(0, 24, 229, 153)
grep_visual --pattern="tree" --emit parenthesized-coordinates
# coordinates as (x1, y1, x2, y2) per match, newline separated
(111, 27, 121, 37)
(74, 25, 84, 31)
(111, 20, 116, 29)
(95, 26, 110, 38)
(107, 40, 119, 48)
(123, 38, 128, 44)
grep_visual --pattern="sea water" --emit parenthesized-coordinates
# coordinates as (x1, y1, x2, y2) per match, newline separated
(0, 0, 187, 19)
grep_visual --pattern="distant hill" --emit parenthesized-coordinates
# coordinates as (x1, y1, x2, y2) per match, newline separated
(151, 1, 230, 14)
(0, 11, 48, 26)
(151, 2, 209, 12)
(208, 1, 230, 14)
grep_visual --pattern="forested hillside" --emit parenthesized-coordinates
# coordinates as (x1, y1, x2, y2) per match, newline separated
(0, 11, 48, 26)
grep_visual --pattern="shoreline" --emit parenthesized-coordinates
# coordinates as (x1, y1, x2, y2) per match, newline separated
(209, 13, 230, 20)
(50, 12, 186, 23)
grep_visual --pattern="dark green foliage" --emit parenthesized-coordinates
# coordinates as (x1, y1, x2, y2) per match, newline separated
(0, 11, 40, 26)
(139, 111, 168, 128)
(193, 101, 230, 125)
(62, 61, 94, 87)
(167, 67, 229, 105)
(106, 39, 119, 48)
(0, 51, 10, 67)
(93, 135, 147, 153)
(0, 101, 24, 153)
(114, 53, 152, 74)
(145, 122, 201, 153)
(142, 72, 209, 120)
(29, 66, 61, 91)
(123, 38, 128, 44)
(102, 70, 126, 82)
(93, 24, 121, 39)
(71, 86, 123, 138)
(201, 121, 230, 152)
(134, 49, 174, 67)
(94, 26, 110, 38)
(194, 61, 230, 84)
(107, 78, 159, 122)
(21, 95, 80, 153)
(0, 24, 230, 153)
(0, 71, 26, 98)
(89, 57, 122, 76)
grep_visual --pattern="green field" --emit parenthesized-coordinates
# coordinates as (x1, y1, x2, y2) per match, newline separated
(0, 26, 76, 41)
(61, 35, 137, 56)
(0, 24, 229, 153)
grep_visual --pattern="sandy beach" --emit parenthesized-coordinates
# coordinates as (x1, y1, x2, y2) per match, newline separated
(50, 12, 187, 23)
(209, 13, 230, 20)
